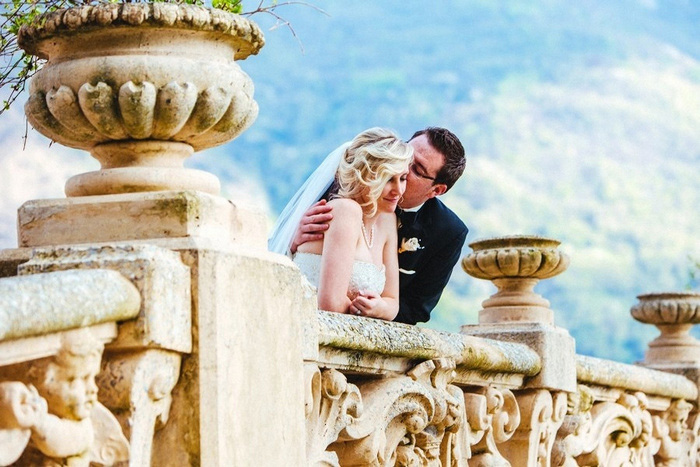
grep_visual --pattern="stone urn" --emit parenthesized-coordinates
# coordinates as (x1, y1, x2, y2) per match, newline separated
(631, 292, 700, 364)
(462, 235, 570, 325)
(18, 3, 263, 197)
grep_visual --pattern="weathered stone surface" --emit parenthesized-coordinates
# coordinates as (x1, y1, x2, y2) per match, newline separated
(151, 248, 308, 466)
(0, 269, 139, 342)
(462, 322, 577, 392)
(315, 310, 540, 378)
(18, 191, 267, 249)
(0, 248, 30, 279)
(577, 355, 698, 401)
(98, 349, 181, 467)
(19, 244, 191, 353)
(18, 4, 264, 60)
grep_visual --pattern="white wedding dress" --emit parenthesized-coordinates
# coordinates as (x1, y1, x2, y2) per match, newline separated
(293, 252, 386, 300)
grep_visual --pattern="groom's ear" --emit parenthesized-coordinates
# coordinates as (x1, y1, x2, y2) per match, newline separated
(429, 184, 447, 198)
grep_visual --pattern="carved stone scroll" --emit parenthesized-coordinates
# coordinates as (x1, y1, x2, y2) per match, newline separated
(400, 359, 469, 466)
(467, 386, 521, 466)
(97, 349, 181, 467)
(554, 390, 660, 466)
(499, 389, 566, 466)
(304, 365, 362, 466)
(552, 385, 595, 466)
(306, 358, 470, 466)
(329, 369, 436, 465)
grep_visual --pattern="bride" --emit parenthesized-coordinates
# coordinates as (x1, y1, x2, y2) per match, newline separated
(270, 128, 413, 320)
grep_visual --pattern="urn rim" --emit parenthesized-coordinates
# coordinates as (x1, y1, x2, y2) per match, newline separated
(636, 291, 700, 301)
(18, 3, 264, 60)
(468, 235, 561, 252)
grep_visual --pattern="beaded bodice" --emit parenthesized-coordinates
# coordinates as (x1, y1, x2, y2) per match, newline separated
(293, 252, 386, 300)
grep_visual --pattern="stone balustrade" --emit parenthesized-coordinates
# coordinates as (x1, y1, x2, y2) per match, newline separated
(303, 314, 700, 465)
(300, 236, 700, 466)
(1, 197, 698, 466)
(0, 245, 192, 466)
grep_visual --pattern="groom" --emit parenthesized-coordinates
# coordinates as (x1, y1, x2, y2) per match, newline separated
(291, 127, 468, 324)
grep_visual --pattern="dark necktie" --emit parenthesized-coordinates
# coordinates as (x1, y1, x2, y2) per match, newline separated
(398, 210, 418, 230)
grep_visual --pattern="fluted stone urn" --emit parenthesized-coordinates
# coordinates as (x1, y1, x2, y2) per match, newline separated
(462, 235, 570, 325)
(18, 3, 263, 197)
(631, 292, 700, 364)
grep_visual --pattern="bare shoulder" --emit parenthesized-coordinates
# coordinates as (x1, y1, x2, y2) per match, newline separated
(327, 198, 363, 221)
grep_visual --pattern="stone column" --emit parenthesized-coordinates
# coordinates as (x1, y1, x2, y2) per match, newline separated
(460, 235, 576, 464)
(460, 235, 575, 390)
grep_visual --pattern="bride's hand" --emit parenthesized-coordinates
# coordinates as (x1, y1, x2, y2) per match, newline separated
(350, 292, 383, 318)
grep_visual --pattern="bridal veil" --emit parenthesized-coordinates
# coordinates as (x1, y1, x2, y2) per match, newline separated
(268, 142, 351, 255)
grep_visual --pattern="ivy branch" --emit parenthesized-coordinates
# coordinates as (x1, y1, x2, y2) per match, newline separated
(242, 1, 327, 52)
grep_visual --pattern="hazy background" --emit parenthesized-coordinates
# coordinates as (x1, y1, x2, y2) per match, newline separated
(1, 0, 698, 363)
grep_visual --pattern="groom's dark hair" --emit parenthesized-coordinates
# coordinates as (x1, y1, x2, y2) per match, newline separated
(410, 127, 465, 192)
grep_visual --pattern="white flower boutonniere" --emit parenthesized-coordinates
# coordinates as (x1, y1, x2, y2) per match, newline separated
(398, 237, 423, 254)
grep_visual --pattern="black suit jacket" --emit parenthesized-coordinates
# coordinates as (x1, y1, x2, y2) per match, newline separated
(393, 198, 468, 324)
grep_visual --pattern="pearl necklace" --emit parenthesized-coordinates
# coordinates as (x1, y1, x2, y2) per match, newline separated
(361, 221, 375, 249)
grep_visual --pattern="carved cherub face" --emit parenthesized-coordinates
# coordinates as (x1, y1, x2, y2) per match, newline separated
(42, 352, 100, 421)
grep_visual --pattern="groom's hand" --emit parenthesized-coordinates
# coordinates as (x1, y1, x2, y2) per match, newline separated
(290, 200, 334, 254)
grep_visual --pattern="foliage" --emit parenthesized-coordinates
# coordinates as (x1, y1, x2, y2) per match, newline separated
(688, 256, 700, 290)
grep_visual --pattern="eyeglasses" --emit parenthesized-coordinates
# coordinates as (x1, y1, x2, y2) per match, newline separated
(410, 163, 436, 181)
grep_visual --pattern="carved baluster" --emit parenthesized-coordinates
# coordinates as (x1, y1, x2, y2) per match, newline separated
(467, 386, 520, 466)
(404, 358, 469, 466)
(552, 385, 595, 466)
(304, 365, 362, 466)
(652, 399, 694, 466)
(498, 389, 566, 466)
(97, 349, 181, 467)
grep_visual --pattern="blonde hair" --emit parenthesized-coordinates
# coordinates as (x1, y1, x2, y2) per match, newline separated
(335, 128, 413, 217)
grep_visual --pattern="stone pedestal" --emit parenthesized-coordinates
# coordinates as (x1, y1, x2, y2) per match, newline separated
(461, 236, 576, 392)
(17, 190, 266, 249)
(632, 291, 700, 405)
(1, 190, 310, 466)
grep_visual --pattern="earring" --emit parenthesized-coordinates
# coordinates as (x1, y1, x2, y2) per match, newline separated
(399, 196, 404, 203)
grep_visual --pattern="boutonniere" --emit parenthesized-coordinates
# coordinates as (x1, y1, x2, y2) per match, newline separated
(398, 237, 423, 254)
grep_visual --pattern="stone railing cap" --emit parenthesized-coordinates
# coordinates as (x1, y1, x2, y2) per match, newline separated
(0, 269, 140, 341)
(576, 354, 698, 400)
(316, 311, 541, 376)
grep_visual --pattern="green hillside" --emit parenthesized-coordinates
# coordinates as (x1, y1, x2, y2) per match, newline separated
(204, 0, 699, 363)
